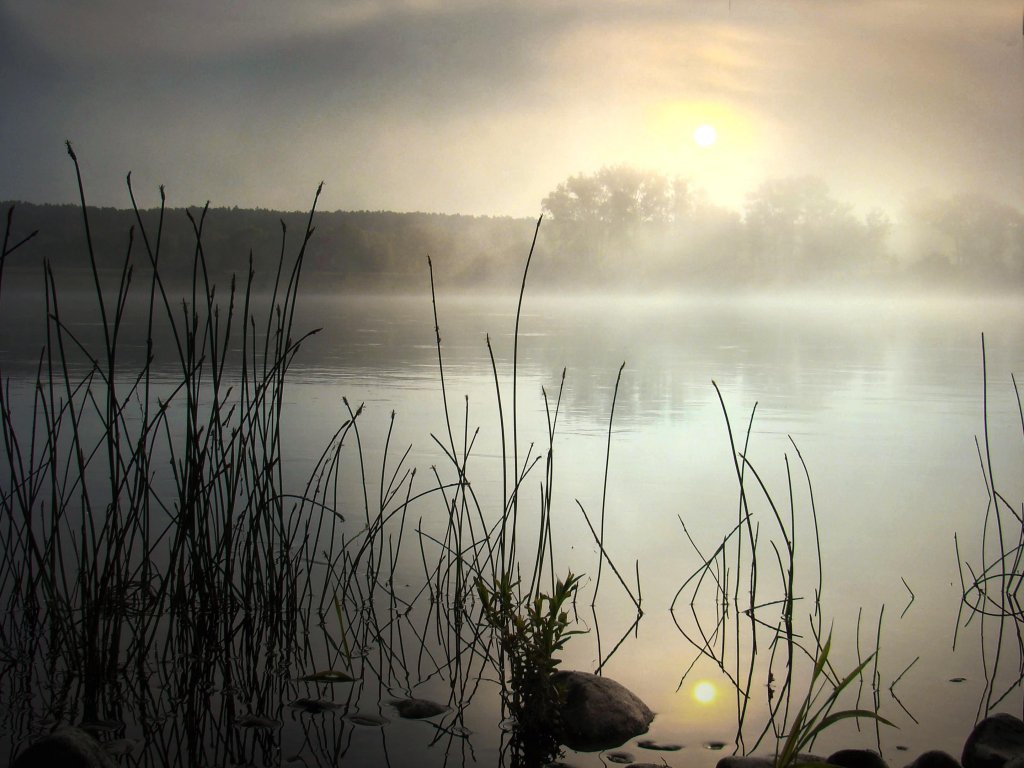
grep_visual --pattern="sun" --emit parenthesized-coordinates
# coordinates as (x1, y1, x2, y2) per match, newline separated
(693, 123, 717, 148)
(693, 681, 717, 704)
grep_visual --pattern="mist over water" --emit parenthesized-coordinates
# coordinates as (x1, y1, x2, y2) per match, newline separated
(2, 207, 1024, 768)
(275, 290, 1024, 758)
(1, 0, 1021, 763)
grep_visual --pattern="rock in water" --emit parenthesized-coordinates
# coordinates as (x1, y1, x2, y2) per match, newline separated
(906, 751, 962, 768)
(718, 755, 826, 768)
(637, 738, 683, 751)
(963, 714, 1024, 768)
(965, 715, 1024, 768)
(716, 757, 773, 768)
(13, 727, 116, 768)
(552, 670, 654, 752)
(392, 697, 448, 719)
(828, 749, 889, 768)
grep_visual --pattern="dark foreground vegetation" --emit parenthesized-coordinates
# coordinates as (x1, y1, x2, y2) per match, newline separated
(0, 148, 1022, 768)
(3, 166, 1023, 293)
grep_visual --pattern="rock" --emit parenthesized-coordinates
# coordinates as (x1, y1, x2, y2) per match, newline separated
(906, 751, 961, 768)
(13, 726, 116, 768)
(717, 754, 827, 768)
(552, 670, 654, 752)
(347, 713, 390, 727)
(828, 749, 889, 768)
(717, 757, 772, 768)
(235, 714, 282, 729)
(963, 714, 1024, 768)
(391, 697, 448, 719)
(299, 670, 355, 683)
(637, 738, 683, 751)
(288, 697, 340, 714)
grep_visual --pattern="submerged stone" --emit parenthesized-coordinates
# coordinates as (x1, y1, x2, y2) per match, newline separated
(637, 739, 683, 751)
(288, 698, 341, 714)
(552, 670, 654, 752)
(300, 670, 355, 683)
(236, 714, 282, 729)
(347, 713, 390, 727)
(391, 697, 448, 719)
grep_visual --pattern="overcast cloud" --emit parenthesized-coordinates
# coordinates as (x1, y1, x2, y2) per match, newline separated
(0, 0, 1020, 216)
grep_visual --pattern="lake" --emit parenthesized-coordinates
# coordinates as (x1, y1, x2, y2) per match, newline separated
(1, 286, 1023, 767)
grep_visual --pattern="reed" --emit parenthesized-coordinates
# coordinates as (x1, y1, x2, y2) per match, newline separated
(1, 146, 920, 768)
(0, 146, 351, 764)
(955, 334, 1024, 720)
(670, 383, 892, 765)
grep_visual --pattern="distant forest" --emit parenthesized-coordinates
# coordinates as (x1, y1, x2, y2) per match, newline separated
(3, 167, 1022, 293)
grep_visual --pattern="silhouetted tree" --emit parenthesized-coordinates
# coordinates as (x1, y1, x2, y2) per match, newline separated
(744, 176, 887, 280)
(540, 166, 695, 283)
(909, 193, 1023, 279)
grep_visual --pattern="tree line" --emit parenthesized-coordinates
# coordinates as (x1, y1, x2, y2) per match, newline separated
(2, 167, 1022, 293)
(539, 167, 1023, 290)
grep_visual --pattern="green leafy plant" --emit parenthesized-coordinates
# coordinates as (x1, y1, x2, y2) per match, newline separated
(477, 570, 584, 766)
(774, 634, 893, 768)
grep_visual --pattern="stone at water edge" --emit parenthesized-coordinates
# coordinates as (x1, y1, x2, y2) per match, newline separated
(551, 670, 654, 752)
(637, 738, 684, 751)
(605, 751, 634, 764)
(391, 697, 448, 719)
(715, 756, 773, 768)
(716, 754, 829, 768)
(905, 751, 962, 768)
(963, 713, 1024, 768)
(828, 748, 890, 768)
(13, 726, 116, 768)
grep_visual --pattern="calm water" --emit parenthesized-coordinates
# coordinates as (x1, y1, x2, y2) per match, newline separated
(2, 288, 1023, 766)
(289, 291, 1024, 761)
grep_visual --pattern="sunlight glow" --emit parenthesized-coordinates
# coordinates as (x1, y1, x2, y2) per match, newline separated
(693, 681, 717, 704)
(694, 124, 717, 148)
(635, 99, 764, 209)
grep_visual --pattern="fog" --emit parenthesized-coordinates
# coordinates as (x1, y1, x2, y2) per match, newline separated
(3, 169, 1021, 295)
(1, 1, 1020, 220)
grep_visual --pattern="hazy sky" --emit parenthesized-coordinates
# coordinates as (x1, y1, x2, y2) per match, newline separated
(0, 0, 1020, 216)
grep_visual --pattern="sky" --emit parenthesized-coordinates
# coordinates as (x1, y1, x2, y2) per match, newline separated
(0, 0, 1021, 217)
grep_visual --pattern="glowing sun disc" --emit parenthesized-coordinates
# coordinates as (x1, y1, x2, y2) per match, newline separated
(694, 681, 717, 704)
(694, 124, 717, 148)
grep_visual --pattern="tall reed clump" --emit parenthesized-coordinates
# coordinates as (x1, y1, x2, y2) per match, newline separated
(0, 145, 347, 763)
(419, 220, 642, 766)
(956, 335, 1024, 720)
(0, 151, 640, 767)
(420, 220, 582, 766)
(671, 384, 891, 766)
